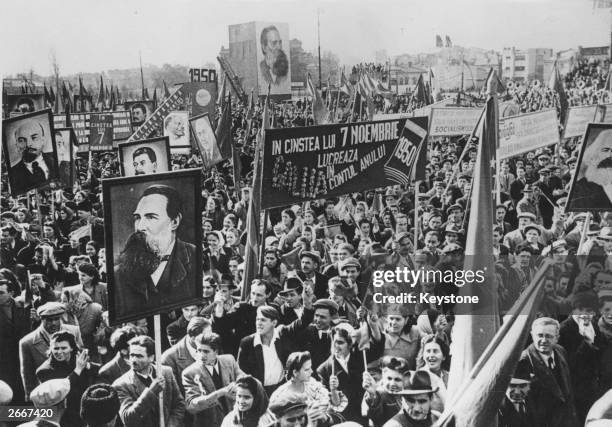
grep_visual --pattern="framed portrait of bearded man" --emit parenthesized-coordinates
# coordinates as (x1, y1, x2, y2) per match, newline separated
(567, 123, 612, 211)
(103, 169, 202, 324)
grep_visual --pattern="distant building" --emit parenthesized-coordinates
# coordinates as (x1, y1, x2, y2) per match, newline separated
(502, 47, 553, 83)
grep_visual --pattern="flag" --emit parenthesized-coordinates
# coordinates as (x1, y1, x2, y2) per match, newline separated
(340, 69, 352, 97)
(163, 80, 171, 99)
(143, 87, 150, 100)
(49, 85, 56, 106)
(241, 92, 269, 300)
(445, 35, 452, 47)
(109, 85, 116, 111)
(411, 75, 429, 108)
(43, 83, 52, 107)
(428, 68, 437, 103)
(446, 70, 500, 400)
(307, 73, 330, 125)
(105, 86, 110, 105)
(78, 76, 87, 112)
(436, 35, 443, 47)
(115, 86, 121, 104)
(438, 260, 553, 427)
(548, 59, 569, 125)
(97, 75, 105, 110)
(152, 88, 158, 110)
(218, 73, 227, 108)
(62, 81, 72, 112)
(215, 94, 232, 159)
(358, 75, 375, 119)
(69, 224, 92, 242)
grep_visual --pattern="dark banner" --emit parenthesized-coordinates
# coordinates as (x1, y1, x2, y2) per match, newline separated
(261, 117, 428, 209)
(183, 81, 218, 118)
(89, 113, 114, 151)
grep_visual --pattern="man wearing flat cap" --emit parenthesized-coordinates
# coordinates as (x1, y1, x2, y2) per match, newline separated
(19, 302, 83, 402)
(19, 378, 70, 426)
(266, 392, 310, 427)
(297, 250, 329, 300)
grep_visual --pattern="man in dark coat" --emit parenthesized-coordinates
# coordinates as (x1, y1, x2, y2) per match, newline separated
(498, 359, 540, 427)
(113, 184, 198, 320)
(0, 279, 30, 404)
(519, 317, 578, 427)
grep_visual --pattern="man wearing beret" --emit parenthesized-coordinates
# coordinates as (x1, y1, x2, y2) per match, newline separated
(19, 302, 83, 402)
(297, 251, 329, 300)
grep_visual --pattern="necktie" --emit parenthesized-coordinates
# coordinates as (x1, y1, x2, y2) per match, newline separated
(518, 402, 526, 415)
(211, 367, 228, 412)
(547, 357, 555, 371)
(32, 162, 46, 181)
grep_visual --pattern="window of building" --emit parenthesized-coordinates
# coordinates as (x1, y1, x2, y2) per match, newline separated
(514, 66, 525, 71)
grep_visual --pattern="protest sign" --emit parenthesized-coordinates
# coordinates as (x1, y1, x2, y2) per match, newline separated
(563, 105, 599, 138)
(498, 109, 560, 159)
(429, 107, 481, 136)
(54, 111, 133, 146)
(89, 113, 114, 151)
(261, 117, 428, 209)
(128, 84, 187, 142)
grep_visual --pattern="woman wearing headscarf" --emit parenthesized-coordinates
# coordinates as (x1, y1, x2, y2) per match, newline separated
(220, 375, 269, 427)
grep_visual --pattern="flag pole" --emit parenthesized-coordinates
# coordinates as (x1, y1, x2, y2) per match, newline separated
(414, 182, 420, 250)
(153, 315, 165, 427)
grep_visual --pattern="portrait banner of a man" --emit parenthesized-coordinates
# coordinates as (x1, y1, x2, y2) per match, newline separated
(188, 113, 223, 169)
(103, 169, 202, 324)
(54, 127, 78, 188)
(164, 111, 190, 152)
(125, 101, 154, 128)
(118, 137, 172, 177)
(2, 109, 59, 197)
(255, 22, 292, 97)
(567, 123, 612, 211)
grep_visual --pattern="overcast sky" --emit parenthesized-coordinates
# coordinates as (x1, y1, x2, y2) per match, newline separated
(1, 0, 610, 76)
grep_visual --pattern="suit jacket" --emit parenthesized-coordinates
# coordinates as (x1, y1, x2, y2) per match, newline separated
(112, 366, 185, 427)
(498, 396, 539, 427)
(19, 323, 82, 400)
(0, 298, 30, 404)
(161, 335, 196, 394)
(569, 178, 612, 210)
(519, 344, 578, 427)
(296, 271, 329, 300)
(10, 152, 58, 195)
(237, 308, 314, 384)
(182, 355, 244, 427)
(166, 315, 189, 346)
(510, 178, 527, 203)
(97, 351, 130, 385)
(114, 238, 197, 319)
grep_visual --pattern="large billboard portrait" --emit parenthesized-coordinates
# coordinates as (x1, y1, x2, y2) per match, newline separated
(567, 123, 612, 211)
(54, 127, 78, 188)
(103, 169, 202, 324)
(189, 113, 223, 168)
(256, 22, 291, 97)
(2, 109, 59, 197)
(118, 137, 172, 177)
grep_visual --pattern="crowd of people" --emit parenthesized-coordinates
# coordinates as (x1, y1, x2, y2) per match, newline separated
(1, 57, 612, 427)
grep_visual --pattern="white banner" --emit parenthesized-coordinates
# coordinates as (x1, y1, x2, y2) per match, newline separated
(372, 112, 411, 121)
(429, 107, 481, 136)
(563, 105, 598, 138)
(498, 109, 560, 159)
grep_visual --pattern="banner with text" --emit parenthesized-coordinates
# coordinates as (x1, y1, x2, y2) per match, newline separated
(429, 107, 481, 136)
(53, 111, 133, 150)
(89, 113, 114, 151)
(261, 117, 429, 209)
(499, 109, 560, 159)
(563, 105, 599, 138)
